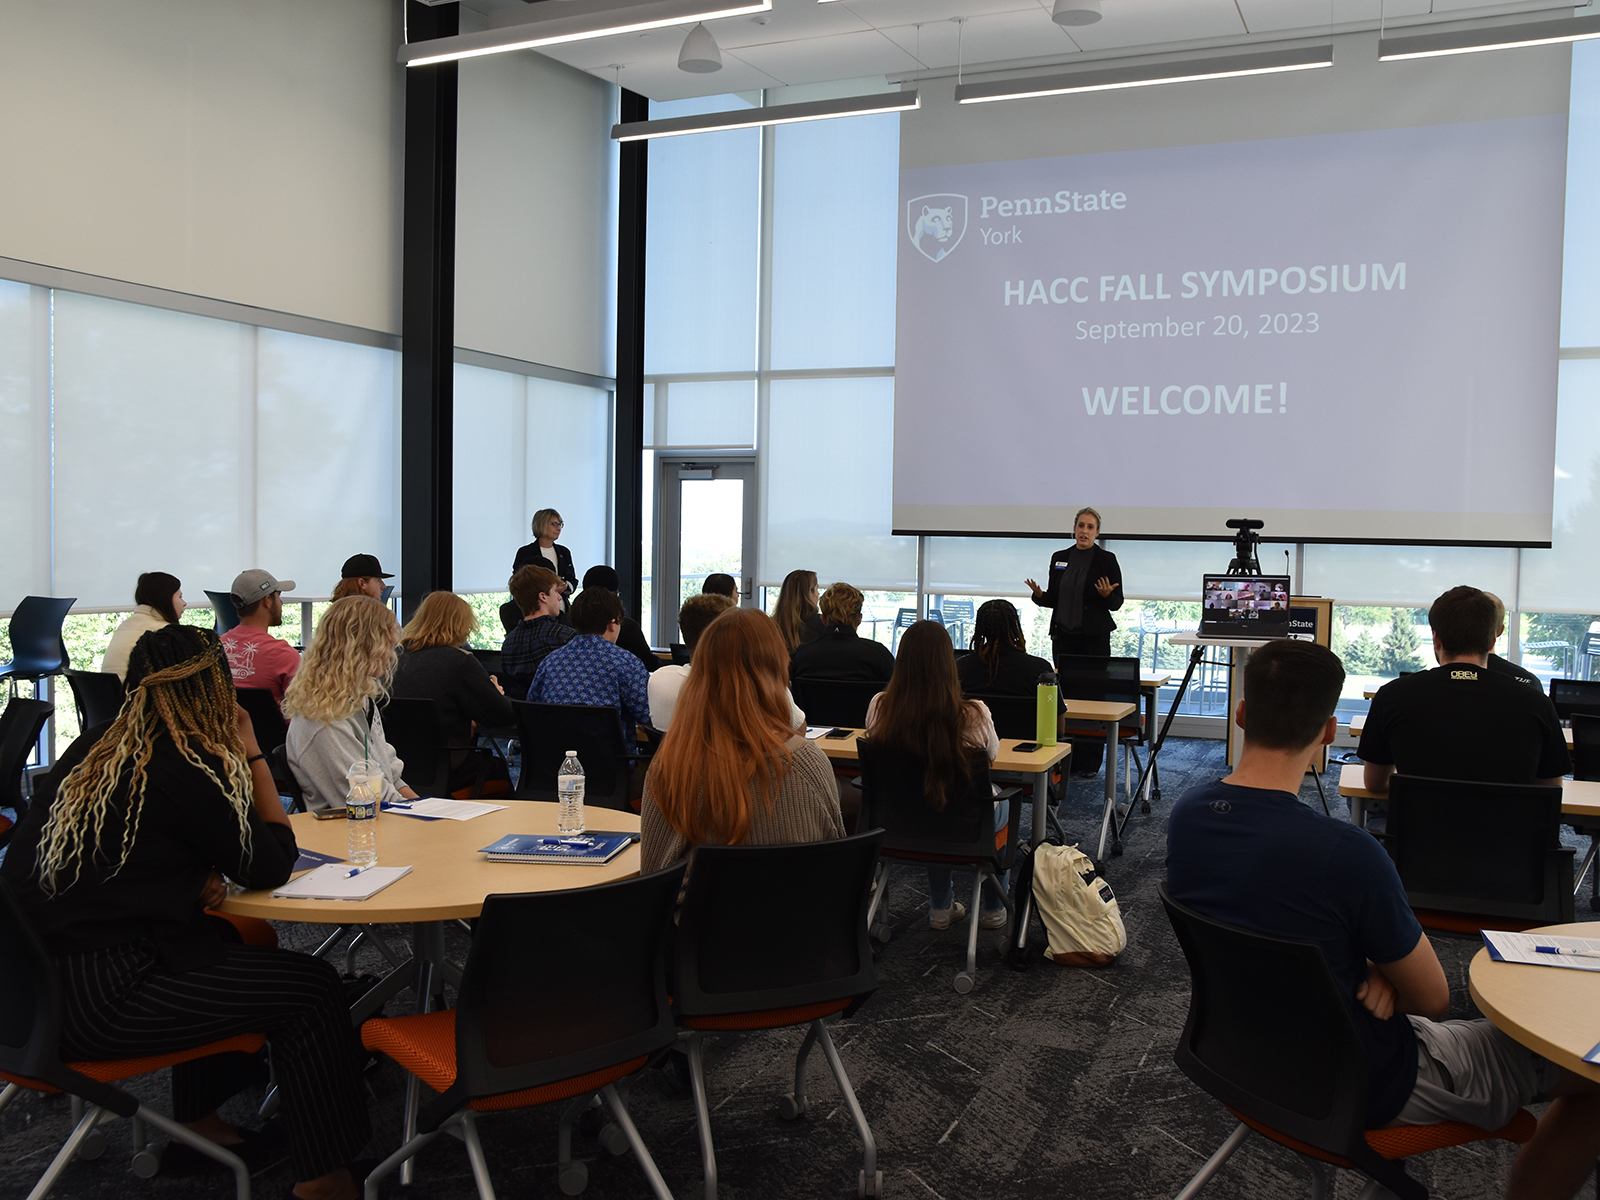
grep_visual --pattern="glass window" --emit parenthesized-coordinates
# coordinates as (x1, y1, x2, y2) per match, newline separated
(526, 377, 611, 586)
(453, 364, 528, 595)
(644, 95, 759, 375)
(1520, 611, 1597, 682)
(770, 112, 899, 370)
(0, 281, 47, 600)
(763, 377, 916, 590)
(256, 329, 398, 598)
(52, 292, 252, 608)
(651, 378, 755, 447)
(1519, 359, 1600, 611)
(1106, 540, 1240, 600)
(925, 536, 1061, 597)
(1561, 41, 1600, 348)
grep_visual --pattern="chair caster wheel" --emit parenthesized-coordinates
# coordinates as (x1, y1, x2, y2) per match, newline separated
(1111, 841, 1123, 857)
(953, 972, 975, 994)
(869, 923, 890, 943)
(578, 1104, 604, 1136)
(78, 1128, 107, 1160)
(778, 1093, 806, 1120)
(559, 1161, 589, 1195)
(1140, 801, 1151, 814)
(1151, 788, 1161, 803)
(131, 1147, 162, 1179)
(859, 1168, 884, 1197)
(599, 1124, 629, 1156)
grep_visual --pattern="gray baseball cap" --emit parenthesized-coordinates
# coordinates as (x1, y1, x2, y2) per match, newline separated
(230, 569, 296, 604)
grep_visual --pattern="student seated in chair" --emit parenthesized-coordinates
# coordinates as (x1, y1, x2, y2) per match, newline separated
(648, 592, 734, 731)
(528, 586, 652, 753)
(701, 572, 738, 600)
(220, 568, 301, 705)
(957, 599, 1065, 739)
(1168, 638, 1600, 1199)
(575, 565, 661, 674)
(1483, 590, 1544, 691)
(500, 564, 575, 701)
(640, 609, 843, 873)
(1360, 586, 1568, 795)
(790, 581, 894, 685)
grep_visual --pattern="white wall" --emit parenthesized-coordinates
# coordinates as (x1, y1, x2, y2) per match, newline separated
(456, 39, 617, 378)
(0, 0, 403, 334)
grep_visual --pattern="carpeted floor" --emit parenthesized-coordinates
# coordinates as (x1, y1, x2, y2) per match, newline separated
(2, 737, 1594, 1200)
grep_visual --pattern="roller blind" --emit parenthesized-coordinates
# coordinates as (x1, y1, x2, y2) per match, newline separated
(1518, 359, 1600, 612)
(1303, 543, 1516, 610)
(0, 281, 47, 604)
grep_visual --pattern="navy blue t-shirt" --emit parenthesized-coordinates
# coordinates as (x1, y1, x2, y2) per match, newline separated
(1166, 780, 1424, 1128)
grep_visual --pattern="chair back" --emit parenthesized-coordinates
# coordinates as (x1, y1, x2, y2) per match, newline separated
(0, 699, 53, 815)
(1550, 678, 1600, 724)
(468, 647, 502, 683)
(64, 671, 125, 730)
(968, 694, 1037, 741)
(1385, 775, 1573, 923)
(0, 597, 74, 678)
(1056, 654, 1142, 705)
(940, 599, 975, 647)
(380, 585, 394, 604)
(1158, 885, 1382, 1176)
(1571, 713, 1600, 782)
(204, 590, 240, 636)
(379, 697, 453, 796)
(668, 643, 691, 666)
(511, 700, 632, 809)
(436, 864, 686, 1123)
(235, 687, 289, 753)
(857, 739, 1003, 859)
(674, 831, 881, 1020)
(0, 878, 134, 1115)
(789, 678, 884, 728)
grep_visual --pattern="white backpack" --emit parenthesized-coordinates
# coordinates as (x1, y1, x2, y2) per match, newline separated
(1032, 842, 1127, 967)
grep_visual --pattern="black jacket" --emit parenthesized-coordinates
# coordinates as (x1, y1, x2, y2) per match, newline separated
(1032, 544, 1123, 637)
(790, 624, 896, 684)
(511, 541, 578, 598)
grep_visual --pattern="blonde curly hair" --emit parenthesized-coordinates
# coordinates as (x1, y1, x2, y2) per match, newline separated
(282, 596, 400, 725)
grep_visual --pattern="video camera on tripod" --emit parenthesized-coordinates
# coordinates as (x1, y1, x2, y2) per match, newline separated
(1225, 518, 1265, 576)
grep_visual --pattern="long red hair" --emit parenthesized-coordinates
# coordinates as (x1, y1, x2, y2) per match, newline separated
(649, 608, 799, 845)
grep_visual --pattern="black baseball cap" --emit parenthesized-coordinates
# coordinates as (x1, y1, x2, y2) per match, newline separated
(341, 553, 393, 579)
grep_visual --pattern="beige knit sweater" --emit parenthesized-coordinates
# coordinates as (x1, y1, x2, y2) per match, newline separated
(639, 735, 846, 872)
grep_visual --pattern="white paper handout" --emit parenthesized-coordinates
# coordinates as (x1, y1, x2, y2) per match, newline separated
(382, 798, 507, 821)
(1482, 930, 1600, 971)
(271, 863, 413, 901)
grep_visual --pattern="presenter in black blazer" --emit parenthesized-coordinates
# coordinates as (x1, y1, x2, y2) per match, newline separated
(512, 508, 579, 600)
(1025, 506, 1123, 773)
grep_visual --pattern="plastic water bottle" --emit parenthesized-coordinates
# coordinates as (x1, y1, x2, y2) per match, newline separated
(1036, 670, 1059, 747)
(558, 750, 586, 833)
(346, 759, 380, 867)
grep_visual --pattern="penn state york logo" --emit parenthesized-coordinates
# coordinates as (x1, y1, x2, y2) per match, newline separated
(907, 194, 967, 263)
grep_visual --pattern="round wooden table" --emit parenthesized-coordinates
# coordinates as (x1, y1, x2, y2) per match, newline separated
(221, 803, 641, 924)
(1469, 920, 1600, 1084)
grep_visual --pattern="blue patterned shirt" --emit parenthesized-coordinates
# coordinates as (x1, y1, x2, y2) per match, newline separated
(528, 634, 652, 751)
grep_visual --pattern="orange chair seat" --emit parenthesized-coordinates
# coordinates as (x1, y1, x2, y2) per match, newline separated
(206, 910, 279, 948)
(1413, 910, 1547, 936)
(360, 1010, 645, 1113)
(451, 779, 514, 801)
(1231, 1106, 1536, 1167)
(680, 998, 853, 1032)
(1, 1034, 267, 1095)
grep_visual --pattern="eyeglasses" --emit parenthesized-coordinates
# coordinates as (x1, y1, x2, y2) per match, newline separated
(548, 520, 564, 529)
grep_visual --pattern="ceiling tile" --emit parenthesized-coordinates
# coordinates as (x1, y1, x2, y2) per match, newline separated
(832, 0, 1050, 28)
(1067, 0, 1248, 50)
(728, 27, 923, 81)
(879, 8, 1084, 71)
(711, 0, 875, 48)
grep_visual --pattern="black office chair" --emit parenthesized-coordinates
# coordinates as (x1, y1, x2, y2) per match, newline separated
(789, 678, 884, 728)
(511, 700, 636, 810)
(0, 879, 261, 1199)
(468, 647, 502, 682)
(266, 743, 306, 814)
(967, 693, 1038, 741)
(380, 696, 504, 799)
(941, 599, 974, 649)
(498, 599, 521, 636)
(0, 698, 53, 839)
(1159, 883, 1536, 1200)
(668, 643, 691, 666)
(235, 687, 289, 752)
(203, 590, 241, 636)
(0, 596, 74, 694)
(857, 740, 1021, 992)
(889, 608, 918, 652)
(1381, 775, 1574, 933)
(1570, 714, 1600, 908)
(357, 866, 686, 1200)
(64, 670, 124, 731)
(674, 832, 884, 1199)
(1551, 678, 1600, 724)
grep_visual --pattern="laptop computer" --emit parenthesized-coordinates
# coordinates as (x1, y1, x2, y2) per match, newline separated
(1199, 573, 1293, 639)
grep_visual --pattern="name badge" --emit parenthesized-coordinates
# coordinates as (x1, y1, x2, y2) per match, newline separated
(1053, 560, 1071, 569)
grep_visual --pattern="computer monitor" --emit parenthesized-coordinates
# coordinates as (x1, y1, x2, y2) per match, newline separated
(1199, 574, 1293, 638)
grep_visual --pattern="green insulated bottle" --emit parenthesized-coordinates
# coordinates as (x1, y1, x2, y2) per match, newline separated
(1036, 670, 1058, 747)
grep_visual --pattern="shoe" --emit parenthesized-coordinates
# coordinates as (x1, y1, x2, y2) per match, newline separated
(163, 1119, 286, 1175)
(929, 902, 967, 930)
(979, 909, 1009, 930)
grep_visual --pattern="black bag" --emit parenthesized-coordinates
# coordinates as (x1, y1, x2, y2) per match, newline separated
(1004, 836, 1059, 970)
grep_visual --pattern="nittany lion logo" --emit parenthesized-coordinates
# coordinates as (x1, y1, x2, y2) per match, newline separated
(907, 193, 967, 263)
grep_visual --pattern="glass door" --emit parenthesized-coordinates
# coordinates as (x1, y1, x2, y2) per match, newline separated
(654, 456, 758, 644)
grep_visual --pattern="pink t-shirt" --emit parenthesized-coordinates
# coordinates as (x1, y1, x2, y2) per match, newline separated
(221, 625, 302, 704)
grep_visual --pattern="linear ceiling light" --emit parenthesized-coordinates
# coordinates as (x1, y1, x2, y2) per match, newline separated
(1378, 12, 1600, 60)
(611, 89, 919, 141)
(954, 44, 1333, 103)
(400, 0, 772, 66)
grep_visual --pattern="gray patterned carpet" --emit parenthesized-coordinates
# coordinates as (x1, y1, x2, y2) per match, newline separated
(3, 737, 1593, 1200)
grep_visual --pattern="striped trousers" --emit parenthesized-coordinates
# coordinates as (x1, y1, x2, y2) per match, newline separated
(55, 939, 370, 1181)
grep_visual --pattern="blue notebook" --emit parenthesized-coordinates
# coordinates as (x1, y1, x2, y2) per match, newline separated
(478, 832, 637, 865)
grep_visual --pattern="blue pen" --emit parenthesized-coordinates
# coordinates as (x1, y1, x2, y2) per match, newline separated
(343, 865, 374, 878)
(1534, 945, 1600, 959)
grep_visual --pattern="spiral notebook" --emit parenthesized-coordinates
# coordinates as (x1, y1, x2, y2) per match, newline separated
(478, 833, 636, 865)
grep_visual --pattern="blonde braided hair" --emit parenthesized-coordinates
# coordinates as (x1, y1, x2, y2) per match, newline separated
(37, 626, 254, 895)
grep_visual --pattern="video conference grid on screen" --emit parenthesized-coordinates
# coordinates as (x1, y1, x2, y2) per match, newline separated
(1200, 574, 1293, 635)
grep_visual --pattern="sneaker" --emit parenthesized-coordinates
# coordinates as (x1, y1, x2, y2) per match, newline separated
(979, 908, 1008, 930)
(929, 901, 967, 930)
